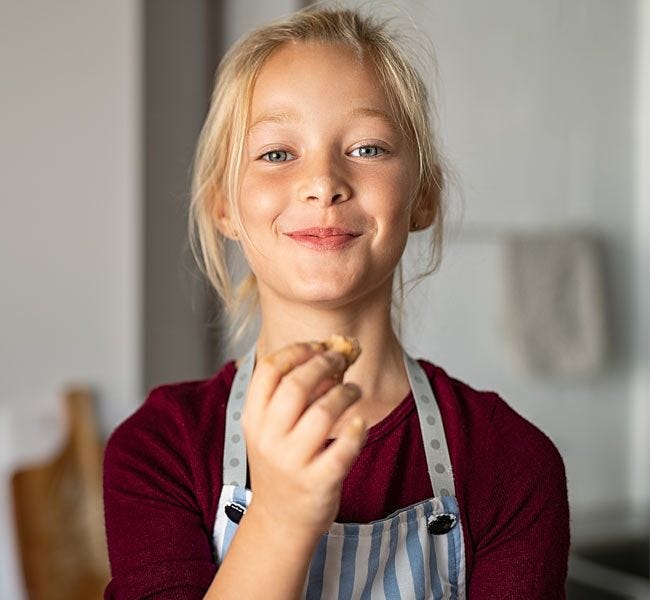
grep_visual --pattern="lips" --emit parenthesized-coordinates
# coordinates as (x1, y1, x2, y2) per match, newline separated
(285, 227, 361, 237)
(284, 227, 361, 251)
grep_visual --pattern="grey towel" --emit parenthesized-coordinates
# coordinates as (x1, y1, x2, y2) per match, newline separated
(503, 231, 608, 378)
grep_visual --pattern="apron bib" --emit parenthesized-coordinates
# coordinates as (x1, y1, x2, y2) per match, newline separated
(212, 347, 467, 599)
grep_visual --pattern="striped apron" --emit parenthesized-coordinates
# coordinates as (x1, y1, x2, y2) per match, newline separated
(212, 347, 467, 599)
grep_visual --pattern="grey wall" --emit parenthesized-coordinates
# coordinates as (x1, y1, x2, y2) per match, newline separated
(144, 0, 218, 392)
(222, 0, 298, 48)
(633, 0, 650, 529)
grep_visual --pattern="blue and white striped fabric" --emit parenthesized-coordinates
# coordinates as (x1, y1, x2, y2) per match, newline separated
(213, 487, 465, 599)
(303, 492, 464, 600)
(212, 346, 467, 599)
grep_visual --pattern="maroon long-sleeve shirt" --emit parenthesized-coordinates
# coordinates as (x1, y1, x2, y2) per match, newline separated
(103, 359, 570, 599)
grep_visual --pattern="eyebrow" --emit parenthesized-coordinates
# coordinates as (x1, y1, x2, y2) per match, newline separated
(247, 106, 397, 133)
(248, 110, 300, 131)
(351, 107, 397, 128)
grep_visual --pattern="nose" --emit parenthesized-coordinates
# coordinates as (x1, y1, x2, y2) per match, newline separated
(297, 154, 352, 207)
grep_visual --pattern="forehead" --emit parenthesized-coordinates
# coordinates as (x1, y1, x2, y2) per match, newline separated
(248, 41, 395, 129)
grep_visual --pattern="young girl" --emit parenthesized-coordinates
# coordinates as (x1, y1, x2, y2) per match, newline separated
(103, 5, 570, 599)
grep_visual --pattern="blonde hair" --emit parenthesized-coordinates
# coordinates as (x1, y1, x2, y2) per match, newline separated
(188, 2, 447, 342)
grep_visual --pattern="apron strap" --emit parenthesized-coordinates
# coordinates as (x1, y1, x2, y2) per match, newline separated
(222, 346, 256, 488)
(403, 353, 456, 497)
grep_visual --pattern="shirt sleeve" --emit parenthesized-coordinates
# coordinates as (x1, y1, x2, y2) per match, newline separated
(467, 397, 570, 599)
(103, 387, 218, 600)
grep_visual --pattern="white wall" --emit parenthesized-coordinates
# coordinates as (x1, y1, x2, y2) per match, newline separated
(0, 2, 140, 596)
(0, 0, 142, 436)
(395, 0, 647, 526)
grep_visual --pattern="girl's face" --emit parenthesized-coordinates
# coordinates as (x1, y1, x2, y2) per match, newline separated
(233, 41, 421, 309)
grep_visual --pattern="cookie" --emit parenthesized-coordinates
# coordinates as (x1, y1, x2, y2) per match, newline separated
(322, 334, 361, 367)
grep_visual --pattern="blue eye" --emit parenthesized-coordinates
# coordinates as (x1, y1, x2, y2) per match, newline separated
(261, 149, 294, 162)
(350, 145, 386, 158)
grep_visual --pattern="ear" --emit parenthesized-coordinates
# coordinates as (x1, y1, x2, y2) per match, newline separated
(410, 164, 442, 231)
(212, 196, 240, 240)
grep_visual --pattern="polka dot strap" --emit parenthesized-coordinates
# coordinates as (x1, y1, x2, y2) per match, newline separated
(403, 353, 456, 497)
(222, 345, 256, 488)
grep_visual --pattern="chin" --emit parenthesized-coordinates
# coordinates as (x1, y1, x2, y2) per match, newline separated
(285, 279, 358, 306)
(294, 279, 387, 310)
(296, 287, 354, 305)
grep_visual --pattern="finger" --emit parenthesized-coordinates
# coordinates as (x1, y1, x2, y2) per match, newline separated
(243, 341, 324, 427)
(265, 351, 349, 436)
(309, 415, 368, 484)
(290, 383, 362, 462)
(308, 371, 345, 403)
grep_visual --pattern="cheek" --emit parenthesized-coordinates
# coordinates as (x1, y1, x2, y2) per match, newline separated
(361, 168, 413, 223)
(239, 172, 286, 225)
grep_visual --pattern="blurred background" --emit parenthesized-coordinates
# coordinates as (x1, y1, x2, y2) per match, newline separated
(0, 0, 648, 598)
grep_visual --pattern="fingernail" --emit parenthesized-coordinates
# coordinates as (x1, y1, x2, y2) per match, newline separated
(323, 351, 346, 369)
(343, 383, 361, 397)
(349, 415, 365, 431)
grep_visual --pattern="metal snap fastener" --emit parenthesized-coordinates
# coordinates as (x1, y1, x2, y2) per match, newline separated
(427, 512, 457, 535)
(225, 501, 246, 524)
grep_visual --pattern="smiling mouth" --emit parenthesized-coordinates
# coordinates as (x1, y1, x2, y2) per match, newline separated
(284, 228, 361, 251)
(285, 227, 362, 237)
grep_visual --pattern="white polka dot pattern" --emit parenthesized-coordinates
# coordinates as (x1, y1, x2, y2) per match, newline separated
(222, 348, 255, 488)
(404, 355, 456, 497)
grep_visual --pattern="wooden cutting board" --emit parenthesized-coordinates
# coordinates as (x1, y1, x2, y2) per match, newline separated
(11, 386, 110, 600)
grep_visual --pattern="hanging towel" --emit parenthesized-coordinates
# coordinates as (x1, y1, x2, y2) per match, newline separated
(502, 231, 608, 378)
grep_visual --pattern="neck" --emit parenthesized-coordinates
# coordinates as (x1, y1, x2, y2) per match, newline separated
(252, 281, 411, 419)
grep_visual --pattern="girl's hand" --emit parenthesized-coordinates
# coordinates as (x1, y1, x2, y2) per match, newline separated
(241, 341, 366, 541)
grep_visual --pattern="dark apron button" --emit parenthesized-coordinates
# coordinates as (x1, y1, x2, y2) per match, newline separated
(427, 512, 457, 535)
(225, 501, 246, 524)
